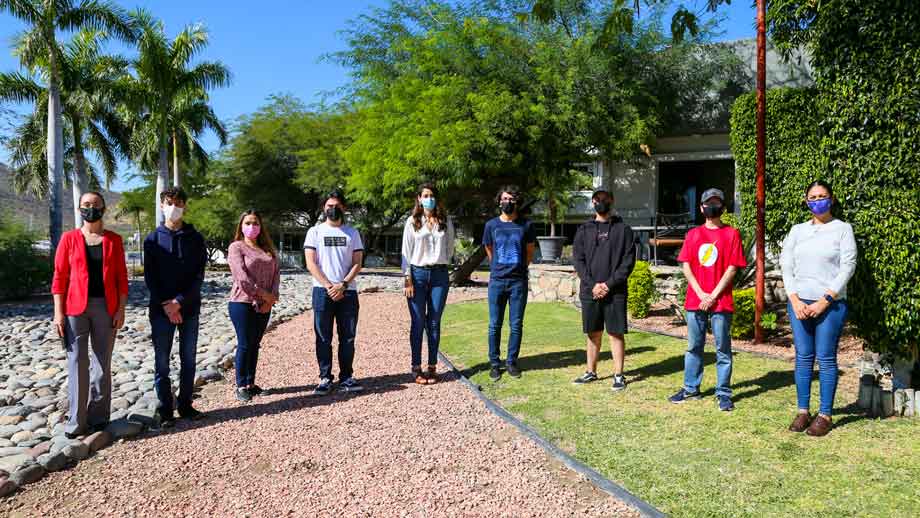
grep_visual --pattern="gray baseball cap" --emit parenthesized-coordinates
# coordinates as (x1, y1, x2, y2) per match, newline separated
(700, 188, 725, 203)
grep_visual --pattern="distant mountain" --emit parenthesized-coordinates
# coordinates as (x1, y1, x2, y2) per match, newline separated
(0, 163, 132, 237)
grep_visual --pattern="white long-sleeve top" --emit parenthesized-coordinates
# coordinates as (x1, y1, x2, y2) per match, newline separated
(401, 216, 455, 275)
(780, 218, 857, 300)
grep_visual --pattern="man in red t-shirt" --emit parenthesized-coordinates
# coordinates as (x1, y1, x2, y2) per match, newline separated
(668, 188, 747, 411)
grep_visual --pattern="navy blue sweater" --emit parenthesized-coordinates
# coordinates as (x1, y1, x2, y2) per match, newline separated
(144, 223, 207, 317)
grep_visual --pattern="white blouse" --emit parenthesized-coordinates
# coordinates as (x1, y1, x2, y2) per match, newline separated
(400, 216, 456, 275)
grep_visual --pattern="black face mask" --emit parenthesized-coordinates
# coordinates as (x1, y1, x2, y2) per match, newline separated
(593, 201, 611, 215)
(325, 207, 343, 222)
(80, 207, 104, 223)
(702, 205, 724, 218)
(500, 202, 516, 215)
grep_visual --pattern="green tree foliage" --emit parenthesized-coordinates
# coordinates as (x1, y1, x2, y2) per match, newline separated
(732, 0, 920, 357)
(0, 214, 50, 299)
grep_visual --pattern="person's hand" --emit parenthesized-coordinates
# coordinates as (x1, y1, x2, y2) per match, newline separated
(113, 308, 126, 330)
(257, 300, 273, 313)
(791, 299, 810, 320)
(53, 310, 66, 338)
(698, 293, 714, 311)
(404, 277, 415, 299)
(806, 299, 829, 318)
(164, 301, 183, 324)
(327, 283, 346, 301)
(592, 283, 608, 300)
(259, 290, 278, 306)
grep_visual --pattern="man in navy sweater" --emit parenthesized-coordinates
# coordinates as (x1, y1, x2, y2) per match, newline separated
(144, 186, 208, 425)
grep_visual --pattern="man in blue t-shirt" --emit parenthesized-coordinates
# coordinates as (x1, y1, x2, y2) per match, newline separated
(482, 185, 537, 381)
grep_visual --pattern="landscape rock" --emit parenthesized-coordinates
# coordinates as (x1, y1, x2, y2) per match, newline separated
(9, 462, 45, 486)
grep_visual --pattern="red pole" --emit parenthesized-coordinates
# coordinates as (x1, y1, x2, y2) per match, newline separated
(754, 0, 767, 344)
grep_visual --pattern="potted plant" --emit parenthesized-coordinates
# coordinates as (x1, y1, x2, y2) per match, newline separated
(534, 168, 592, 263)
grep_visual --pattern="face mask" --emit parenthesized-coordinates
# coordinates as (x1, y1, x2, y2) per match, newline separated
(242, 223, 261, 239)
(593, 201, 611, 215)
(325, 206, 343, 222)
(421, 198, 437, 211)
(163, 205, 184, 223)
(806, 198, 832, 215)
(500, 201, 516, 215)
(702, 204, 724, 218)
(80, 207, 104, 223)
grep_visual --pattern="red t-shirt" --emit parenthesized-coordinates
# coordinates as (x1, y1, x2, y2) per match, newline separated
(677, 225, 747, 313)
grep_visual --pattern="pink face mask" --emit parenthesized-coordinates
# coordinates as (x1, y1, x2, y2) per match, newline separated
(242, 223, 261, 239)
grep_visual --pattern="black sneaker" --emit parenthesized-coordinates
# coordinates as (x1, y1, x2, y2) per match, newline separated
(611, 374, 627, 392)
(489, 366, 502, 381)
(339, 377, 364, 393)
(717, 395, 735, 412)
(64, 431, 82, 440)
(668, 388, 702, 403)
(573, 371, 598, 384)
(158, 409, 176, 428)
(178, 406, 204, 420)
(236, 387, 252, 402)
(249, 385, 265, 396)
(312, 378, 333, 396)
(506, 363, 522, 378)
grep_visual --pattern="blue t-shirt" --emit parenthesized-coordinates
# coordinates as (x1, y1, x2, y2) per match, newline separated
(482, 217, 536, 280)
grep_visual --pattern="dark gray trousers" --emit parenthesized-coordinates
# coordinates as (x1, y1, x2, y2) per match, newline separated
(64, 297, 114, 434)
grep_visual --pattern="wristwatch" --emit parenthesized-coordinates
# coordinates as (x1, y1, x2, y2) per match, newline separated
(823, 294, 835, 304)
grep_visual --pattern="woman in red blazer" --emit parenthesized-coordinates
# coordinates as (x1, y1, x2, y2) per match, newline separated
(52, 191, 128, 438)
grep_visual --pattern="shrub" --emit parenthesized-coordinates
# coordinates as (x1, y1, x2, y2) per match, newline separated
(627, 260, 656, 318)
(0, 217, 51, 299)
(731, 288, 756, 339)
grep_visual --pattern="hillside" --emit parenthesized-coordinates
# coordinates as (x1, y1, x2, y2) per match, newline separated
(0, 163, 133, 238)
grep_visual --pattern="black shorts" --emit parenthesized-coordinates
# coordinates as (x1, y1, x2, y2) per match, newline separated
(580, 293, 628, 335)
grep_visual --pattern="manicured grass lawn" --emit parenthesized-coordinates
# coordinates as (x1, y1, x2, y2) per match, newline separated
(440, 302, 920, 518)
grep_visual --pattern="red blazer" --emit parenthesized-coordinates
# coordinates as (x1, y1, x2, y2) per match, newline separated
(51, 228, 129, 317)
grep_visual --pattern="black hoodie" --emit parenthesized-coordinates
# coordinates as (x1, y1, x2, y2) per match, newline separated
(143, 223, 207, 317)
(572, 215, 636, 299)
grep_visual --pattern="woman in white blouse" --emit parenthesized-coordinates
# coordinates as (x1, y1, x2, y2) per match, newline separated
(402, 183, 455, 384)
(780, 180, 857, 437)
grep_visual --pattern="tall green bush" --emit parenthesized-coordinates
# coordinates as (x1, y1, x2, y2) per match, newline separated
(0, 217, 51, 299)
(627, 260, 656, 319)
(731, 0, 920, 357)
(731, 288, 756, 339)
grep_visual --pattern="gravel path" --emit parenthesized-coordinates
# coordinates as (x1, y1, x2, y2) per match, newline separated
(0, 293, 638, 517)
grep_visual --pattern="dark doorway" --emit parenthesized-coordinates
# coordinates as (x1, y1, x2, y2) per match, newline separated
(657, 160, 735, 224)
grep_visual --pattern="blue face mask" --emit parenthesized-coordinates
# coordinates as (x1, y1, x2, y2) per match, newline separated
(806, 198, 832, 215)
(421, 198, 436, 211)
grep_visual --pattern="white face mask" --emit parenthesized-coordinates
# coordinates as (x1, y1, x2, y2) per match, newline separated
(163, 204, 184, 223)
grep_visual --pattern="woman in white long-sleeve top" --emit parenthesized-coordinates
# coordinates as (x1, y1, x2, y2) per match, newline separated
(402, 183, 455, 385)
(781, 181, 857, 437)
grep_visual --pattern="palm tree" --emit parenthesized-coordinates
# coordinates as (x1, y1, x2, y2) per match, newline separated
(123, 11, 230, 223)
(0, 29, 131, 227)
(0, 0, 135, 255)
(168, 88, 227, 188)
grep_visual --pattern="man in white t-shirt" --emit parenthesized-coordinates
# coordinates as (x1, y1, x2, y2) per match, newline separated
(303, 191, 364, 395)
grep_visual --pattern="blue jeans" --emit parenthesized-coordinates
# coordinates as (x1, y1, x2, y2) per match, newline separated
(488, 277, 528, 367)
(407, 266, 450, 367)
(313, 288, 359, 381)
(229, 302, 272, 388)
(151, 312, 200, 414)
(789, 299, 848, 416)
(684, 311, 733, 397)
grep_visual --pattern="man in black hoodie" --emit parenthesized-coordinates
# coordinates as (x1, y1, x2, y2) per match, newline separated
(144, 186, 207, 425)
(572, 190, 636, 391)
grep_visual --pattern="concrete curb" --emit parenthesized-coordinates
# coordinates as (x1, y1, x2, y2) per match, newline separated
(438, 352, 667, 518)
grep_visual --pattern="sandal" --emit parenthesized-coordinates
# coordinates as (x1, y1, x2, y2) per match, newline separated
(425, 365, 438, 384)
(412, 366, 427, 385)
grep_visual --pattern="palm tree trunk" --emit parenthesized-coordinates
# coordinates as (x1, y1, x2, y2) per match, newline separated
(47, 76, 64, 255)
(172, 130, 180, 187)
(71, 117, 87, 228)
(155, 132, 169, 225)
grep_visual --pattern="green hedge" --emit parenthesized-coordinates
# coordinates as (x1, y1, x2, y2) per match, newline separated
(627, 260, 656, 318)
(0, 217, 51, 299)
(730, 0, 920, 357)
(731, 288, 756, 339)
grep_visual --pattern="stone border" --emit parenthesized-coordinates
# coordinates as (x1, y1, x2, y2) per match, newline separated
(438, 352, 667, 518)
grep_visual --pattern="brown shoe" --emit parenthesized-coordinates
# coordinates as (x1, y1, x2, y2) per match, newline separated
(425, 365, 438, 385)
(412, 367, 427, 385)
(806, 414, 833, 437)
(788, 412, 812, 432)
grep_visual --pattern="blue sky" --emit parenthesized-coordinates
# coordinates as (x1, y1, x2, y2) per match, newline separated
(0, 1, 757, 191)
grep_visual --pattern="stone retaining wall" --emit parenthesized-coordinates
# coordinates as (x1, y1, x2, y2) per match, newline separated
(529, 265, 580, 304)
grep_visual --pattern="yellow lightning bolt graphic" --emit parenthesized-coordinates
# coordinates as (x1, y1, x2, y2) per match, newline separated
(701, 243, 715, 265)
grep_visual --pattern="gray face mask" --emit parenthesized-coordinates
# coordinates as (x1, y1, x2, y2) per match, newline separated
(325, 206, 343, 221)
(80, 206, 104, 222)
